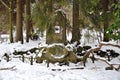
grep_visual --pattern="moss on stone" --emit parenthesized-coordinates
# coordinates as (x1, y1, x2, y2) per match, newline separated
(36, 44, 78, 64)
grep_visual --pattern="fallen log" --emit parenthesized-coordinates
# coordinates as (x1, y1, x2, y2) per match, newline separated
(93, 57, 120, 71)
(0, 66, 16, 71)
(51, 67, 84, 71)
(82, 42, 120, 66)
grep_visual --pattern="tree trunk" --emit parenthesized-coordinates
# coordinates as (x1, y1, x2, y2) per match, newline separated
(16, 0, 23, 44)
(25, 0, 31, 42)
(103, 0, 109, 42)
(9, 0, 13, 43)
(71, 0, 80, 43)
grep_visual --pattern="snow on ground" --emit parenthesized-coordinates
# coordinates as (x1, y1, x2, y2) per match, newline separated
(0, 57, 120, 80)
(0, 34, 120, 80)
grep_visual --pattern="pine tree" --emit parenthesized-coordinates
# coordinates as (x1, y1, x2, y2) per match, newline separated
(103, 0, 109, 42)
(25, 0, 31, 42)
(9, 0, 13, 43)
(71, 0, 80, 43)
(16, 0, 23, 44)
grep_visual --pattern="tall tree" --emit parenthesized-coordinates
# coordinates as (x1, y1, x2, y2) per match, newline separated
(0, 0, 14, 43)
(16, 0, 23, 44)
(9, 0, 13, 43)
(107, 1, 120, 41)
(103, 0, 109, 42)
(25, 0, 31, 42)
(71, 0, 80, 43)
(80, 0, 115, 42)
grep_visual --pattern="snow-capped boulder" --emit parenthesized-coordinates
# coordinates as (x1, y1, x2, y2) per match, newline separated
(36, 43, 78, 64)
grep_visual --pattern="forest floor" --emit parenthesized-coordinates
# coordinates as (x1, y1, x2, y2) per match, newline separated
(0, 34, 120, 80)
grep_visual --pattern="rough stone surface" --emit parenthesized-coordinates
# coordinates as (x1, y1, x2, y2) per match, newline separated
(36, 44, 78, 64)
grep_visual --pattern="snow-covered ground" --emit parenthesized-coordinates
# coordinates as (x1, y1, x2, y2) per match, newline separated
(0, 33, 120, 80)
(0, 59, 120, 80)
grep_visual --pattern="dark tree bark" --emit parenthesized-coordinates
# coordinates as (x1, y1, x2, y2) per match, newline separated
(25, 0, 31, 42)
(71, 0, 80, 43)
(16, 0, 23, 44)
(9, 0, 13, 43)
(103, 0, 109, 42)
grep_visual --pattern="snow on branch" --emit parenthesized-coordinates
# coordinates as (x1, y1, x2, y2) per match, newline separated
(82, 42, 120, 69)
(94, 57, 120, 71)
(83, 42, 120, 60)
(100, 42, 120, 48)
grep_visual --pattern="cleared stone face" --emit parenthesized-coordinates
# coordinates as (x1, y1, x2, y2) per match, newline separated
(36, 44, 78, 64)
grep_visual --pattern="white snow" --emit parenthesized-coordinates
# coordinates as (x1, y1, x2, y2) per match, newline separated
(47, 43, 64, 48)
(51, 54, 65, 59)
(0, 34, 120, 80)
(0, 57, 120, 80)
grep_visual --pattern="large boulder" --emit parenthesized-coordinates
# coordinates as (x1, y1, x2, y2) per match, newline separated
(36, 43, 78, 64)
(67, 51, 78, 63)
